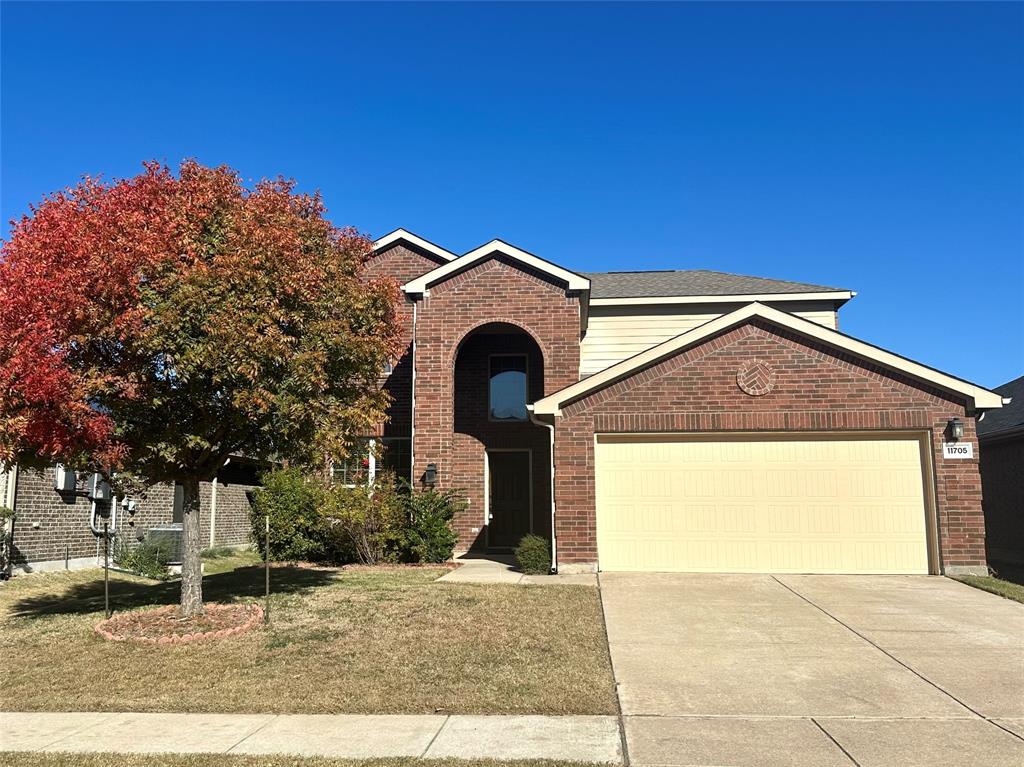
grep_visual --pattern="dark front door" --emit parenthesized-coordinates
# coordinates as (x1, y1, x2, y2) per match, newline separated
(487, 450, 532, 549)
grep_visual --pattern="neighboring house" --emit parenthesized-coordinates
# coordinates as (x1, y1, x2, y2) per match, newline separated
(363, 229, 1005, 576)
(0, 458, 261, 573)
(977, 375, 1024, 567)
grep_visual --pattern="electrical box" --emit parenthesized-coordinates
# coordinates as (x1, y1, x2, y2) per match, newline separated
(88, 473, 111, 502)
(54, 464, 77, 493)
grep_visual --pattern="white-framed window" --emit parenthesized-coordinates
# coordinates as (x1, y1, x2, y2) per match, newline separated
(330, 438, 414, 486)
(379, 437, 412, 484)
(331, 439, 375, 487)
(489, 354, 529, 422)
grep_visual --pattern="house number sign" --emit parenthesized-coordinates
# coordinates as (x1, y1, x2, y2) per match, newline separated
(942, 442, 974, 459)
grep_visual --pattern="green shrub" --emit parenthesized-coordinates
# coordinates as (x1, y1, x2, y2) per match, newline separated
(515, 534, 551, 575)
(404, 487, 463, 563)
(249, 468, 323, 561)
(250, 467, 464, 566)
(114, 537, 172, 580)
(320, 473, 406, 565)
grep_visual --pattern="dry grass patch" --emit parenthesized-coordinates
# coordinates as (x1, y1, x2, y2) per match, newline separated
(0, 554, 615, 715)
(1, 755, 606, 767)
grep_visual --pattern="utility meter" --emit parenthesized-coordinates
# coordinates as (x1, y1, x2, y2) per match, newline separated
(88, 473, 111, 502)
(54, 464, 77, 493)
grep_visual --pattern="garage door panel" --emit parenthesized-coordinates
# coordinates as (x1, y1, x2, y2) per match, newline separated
(595, 436, 931, 574)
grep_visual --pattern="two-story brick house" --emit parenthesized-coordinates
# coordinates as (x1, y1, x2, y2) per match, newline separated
(363, 229, 1004, 576)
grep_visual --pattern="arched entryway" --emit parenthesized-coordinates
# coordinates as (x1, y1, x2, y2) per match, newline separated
(452, 323, 551, 552)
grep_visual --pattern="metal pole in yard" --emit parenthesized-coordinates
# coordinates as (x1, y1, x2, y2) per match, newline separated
(264, 514, 270, 624)
(103, 521, 110, 619)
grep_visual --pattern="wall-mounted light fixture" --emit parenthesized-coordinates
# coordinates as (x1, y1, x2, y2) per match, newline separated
(948, 417, 965, 441)
(424, 462, 438, 487)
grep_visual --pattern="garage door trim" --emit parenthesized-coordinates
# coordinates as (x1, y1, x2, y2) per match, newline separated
(593, 430, 939, 574)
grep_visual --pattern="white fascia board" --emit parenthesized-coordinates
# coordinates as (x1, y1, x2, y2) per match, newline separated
(402, 239, 591, 294)
(588, 291, 855, 306)
(532, 302, 1003, 414)
(372, 229, 457, 262)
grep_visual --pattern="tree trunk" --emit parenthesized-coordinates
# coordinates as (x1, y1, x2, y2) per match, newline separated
(179, 476, 204, 616)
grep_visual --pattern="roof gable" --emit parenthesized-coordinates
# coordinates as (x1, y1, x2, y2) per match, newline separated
(372, 229, 457, 263)
(531, 303, 1004, 415)
(402, 239, 590, 295)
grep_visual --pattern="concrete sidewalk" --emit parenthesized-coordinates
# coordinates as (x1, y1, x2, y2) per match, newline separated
(0, 712, 623, 762)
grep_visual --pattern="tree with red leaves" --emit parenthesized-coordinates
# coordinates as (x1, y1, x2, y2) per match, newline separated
(0, 161, 400, 615)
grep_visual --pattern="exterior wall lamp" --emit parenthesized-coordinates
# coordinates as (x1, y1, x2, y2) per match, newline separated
(947, 417, 965, 441)
(424, 462, 438, 487)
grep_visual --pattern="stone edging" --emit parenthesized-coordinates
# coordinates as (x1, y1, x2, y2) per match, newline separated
(95, 603, 264, 645)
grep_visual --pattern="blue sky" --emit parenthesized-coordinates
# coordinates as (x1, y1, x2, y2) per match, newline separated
(3, 2, 1022, 386)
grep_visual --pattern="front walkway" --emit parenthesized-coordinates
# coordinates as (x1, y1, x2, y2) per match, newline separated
(601, 572, 1024, 767)
(437, 555, 597, 585)
(0, 712, 622, 762)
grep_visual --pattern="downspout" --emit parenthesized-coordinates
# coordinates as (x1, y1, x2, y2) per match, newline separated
(2, 463, 16, 510)
(410, 300, 417, 483)
(1, 464, 16, 579)
(528, 407, 557, 574)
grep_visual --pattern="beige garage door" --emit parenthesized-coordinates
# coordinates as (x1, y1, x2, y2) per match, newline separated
(595, 435, 932, 574)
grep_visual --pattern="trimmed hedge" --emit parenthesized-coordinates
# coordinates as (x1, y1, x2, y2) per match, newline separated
(515, 534, 551, 575)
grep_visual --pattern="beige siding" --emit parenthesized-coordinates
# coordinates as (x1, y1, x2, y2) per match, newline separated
(580, 301, 838, 377)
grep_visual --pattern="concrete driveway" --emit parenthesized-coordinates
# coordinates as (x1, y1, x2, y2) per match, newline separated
(600, 573, 1024, 767)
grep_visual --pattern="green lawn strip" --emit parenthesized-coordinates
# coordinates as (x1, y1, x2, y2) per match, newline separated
(955, 575, 1024, 604)
(2, 755, 607, 767)
(0, 556, 616, 715)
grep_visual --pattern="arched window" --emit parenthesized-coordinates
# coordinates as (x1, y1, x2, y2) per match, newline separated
(489, 354, 528, 421)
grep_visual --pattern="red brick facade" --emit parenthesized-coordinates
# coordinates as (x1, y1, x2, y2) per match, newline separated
(553, 320, 985, 573)
(409, 255, 582, 551)
(362, 238, 990, 574)
(364, 243, 451, 442)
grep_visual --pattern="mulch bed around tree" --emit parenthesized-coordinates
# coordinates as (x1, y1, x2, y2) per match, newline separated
(95, 603, 264, 644)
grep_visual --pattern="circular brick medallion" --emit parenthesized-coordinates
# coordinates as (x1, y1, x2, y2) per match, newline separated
(736, 360, 775, 397)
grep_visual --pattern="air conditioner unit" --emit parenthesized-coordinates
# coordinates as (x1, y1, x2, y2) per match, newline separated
(145, 525, 184, 564)
(54, 464, 77, 493)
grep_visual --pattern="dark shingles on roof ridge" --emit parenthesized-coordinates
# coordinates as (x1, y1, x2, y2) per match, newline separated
(582, 268, 849, 299)
(597, 269, 679, 274)
(977, 374, 1024, 438)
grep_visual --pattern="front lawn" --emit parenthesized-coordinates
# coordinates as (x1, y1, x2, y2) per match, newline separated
(0, 554, 615, 715)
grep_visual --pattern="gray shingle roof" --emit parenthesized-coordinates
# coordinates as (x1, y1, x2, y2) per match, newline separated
(583, 269, 847, 299)
(977, 375, 1024, 439)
